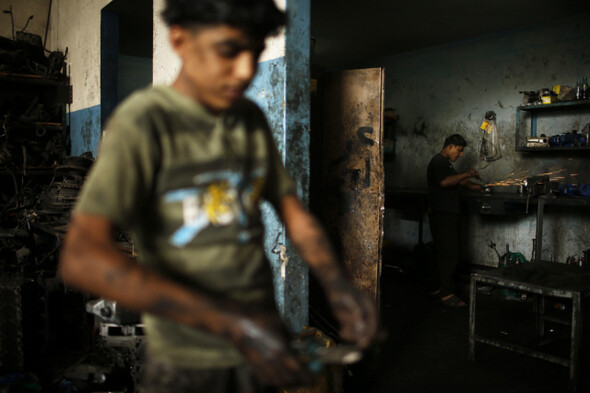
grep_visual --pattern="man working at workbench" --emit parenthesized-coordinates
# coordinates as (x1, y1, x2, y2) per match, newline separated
(59, 0, 379, 391)
(427, 134, 481, 307)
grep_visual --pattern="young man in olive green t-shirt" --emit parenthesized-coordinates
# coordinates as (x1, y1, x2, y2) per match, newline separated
(60, 0, 379, 391)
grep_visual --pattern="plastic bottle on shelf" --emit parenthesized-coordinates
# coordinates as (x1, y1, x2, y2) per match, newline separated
(582, 77, 589, 100)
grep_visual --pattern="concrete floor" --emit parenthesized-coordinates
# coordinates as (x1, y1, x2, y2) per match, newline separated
(341, 261, 590, 393)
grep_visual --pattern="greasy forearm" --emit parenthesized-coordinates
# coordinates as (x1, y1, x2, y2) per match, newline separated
(60, 218, 239, 338)
(60, 213, 314, 386)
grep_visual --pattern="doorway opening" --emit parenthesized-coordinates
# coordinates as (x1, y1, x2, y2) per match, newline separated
(100, 0, 153, 129)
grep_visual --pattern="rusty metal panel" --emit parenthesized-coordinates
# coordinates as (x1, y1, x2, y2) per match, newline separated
(319, 68, 384, 302)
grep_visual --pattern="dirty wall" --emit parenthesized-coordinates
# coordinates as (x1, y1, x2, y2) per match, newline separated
(373, 14, 590, 265)
(49, 0, 111, 157)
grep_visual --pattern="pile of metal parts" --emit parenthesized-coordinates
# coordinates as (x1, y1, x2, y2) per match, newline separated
(0, 150, 140, 391)
(0, 154, 94, 271)
(527, 128, 590, 148)
(82, 299, 145, 392)
(519, 86, 576, 106)
(0, 96, 67, 170)
(0, 154, 94, 376)
(1, 8, 70, 172)
(1, 71, 70, 172)
(1, 6, 67, 78)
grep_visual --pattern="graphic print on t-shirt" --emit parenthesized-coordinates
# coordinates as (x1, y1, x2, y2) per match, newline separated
(164, 168, 265, 247)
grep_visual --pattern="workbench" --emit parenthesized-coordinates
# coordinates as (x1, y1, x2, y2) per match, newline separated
(469, 262, 590, 392)
(386, 188, 590, 262)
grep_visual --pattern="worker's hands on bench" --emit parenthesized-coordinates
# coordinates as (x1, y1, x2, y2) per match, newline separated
(465, 168, 479, 179)
(324, 276, 379, 349)
(231, 310, 314, 387)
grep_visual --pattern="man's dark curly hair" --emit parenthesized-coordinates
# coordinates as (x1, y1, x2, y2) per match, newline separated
(443, 134, 467, 148)
(162, 0, 286, 40)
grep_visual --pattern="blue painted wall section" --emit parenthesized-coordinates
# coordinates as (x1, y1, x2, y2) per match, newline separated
(247, 56, 289, 323)
(246, 0, 311, 332)
(283, 0, 310, 332)
(70, 105, 101, 157)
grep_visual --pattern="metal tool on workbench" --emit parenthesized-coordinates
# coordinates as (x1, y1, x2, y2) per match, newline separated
(475, 176, 492, 195)
(489, 242, 527, 267)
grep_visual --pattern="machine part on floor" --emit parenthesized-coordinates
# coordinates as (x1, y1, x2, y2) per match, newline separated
(87, 299, 141, 326)
(100, 323, 145, 340)
(98, 322, 146, 392)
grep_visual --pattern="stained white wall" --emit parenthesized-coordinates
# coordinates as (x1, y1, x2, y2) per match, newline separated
(152, 0, 178, 85)
(49, 0, 111, 112)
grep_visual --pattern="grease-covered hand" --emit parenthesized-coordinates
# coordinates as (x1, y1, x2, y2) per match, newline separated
(231, 311, 314, 387)
(325, 277, 379, 349)
(465, 168, 479, 179)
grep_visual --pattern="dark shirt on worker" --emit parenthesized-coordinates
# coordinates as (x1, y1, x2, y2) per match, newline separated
(427, 153, 460, 214)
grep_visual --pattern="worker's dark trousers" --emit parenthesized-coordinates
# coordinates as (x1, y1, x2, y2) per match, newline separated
(428, 210, 460, 298)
